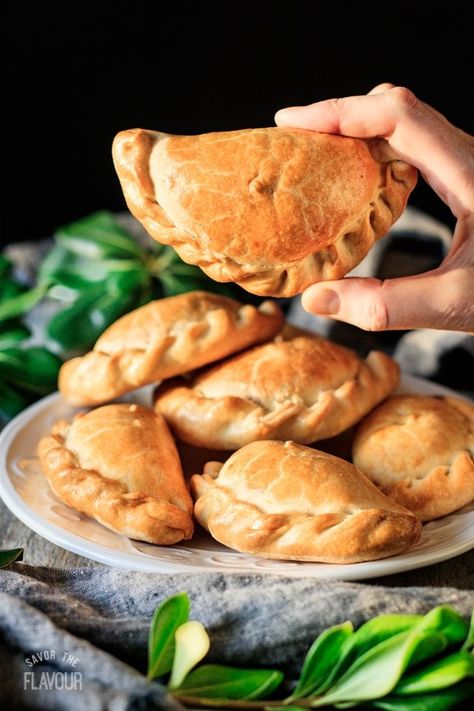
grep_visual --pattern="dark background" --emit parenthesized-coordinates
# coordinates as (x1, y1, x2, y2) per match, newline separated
(4, 1, 473, 246)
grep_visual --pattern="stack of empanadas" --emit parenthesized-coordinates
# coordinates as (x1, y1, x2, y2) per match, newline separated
(37, 288, 472, 563)
(36, 124, 473, 563)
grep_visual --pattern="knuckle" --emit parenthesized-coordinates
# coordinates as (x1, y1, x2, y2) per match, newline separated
(359, 281, 390, 331)
(386, 86, 419, 114)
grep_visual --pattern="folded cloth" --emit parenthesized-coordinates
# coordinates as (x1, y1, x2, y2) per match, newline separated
(0, 564, 473, 710)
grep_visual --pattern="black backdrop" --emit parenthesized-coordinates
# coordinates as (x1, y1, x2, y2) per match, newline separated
(4, 1, 474, 245)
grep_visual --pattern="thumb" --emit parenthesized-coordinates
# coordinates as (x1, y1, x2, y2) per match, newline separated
(301, 270, 474, 332)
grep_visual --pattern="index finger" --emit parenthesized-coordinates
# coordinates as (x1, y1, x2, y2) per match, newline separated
(275, 87, 474, 216)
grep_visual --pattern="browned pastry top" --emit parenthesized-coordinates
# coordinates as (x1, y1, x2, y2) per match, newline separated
(59, 290, 283, 406)
(191, 440, 421, 563)
(38, 404, 194, 544)
(113, 127, 417, 296)
(353, 394, 474, 521)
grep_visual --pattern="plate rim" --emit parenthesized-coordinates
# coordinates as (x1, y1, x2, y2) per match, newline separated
(1, 375, 473, 580)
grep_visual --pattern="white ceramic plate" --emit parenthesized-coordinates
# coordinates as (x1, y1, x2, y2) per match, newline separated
(0, 375, 473, 580)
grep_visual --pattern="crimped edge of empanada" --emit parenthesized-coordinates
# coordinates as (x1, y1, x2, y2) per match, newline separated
(113, 128, 417, 297)
(154, 350, 399, 450)
(191, 460, 421, 563)
(38, 420, 194, 544)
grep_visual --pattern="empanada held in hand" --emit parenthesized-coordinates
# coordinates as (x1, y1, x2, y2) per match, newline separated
(38, 404, 193, 544)
(113, 127, 417, 297)
(59, 291, 283, 406)
(154, 328, 399, 449)
(353, 395, 474, 521)
(191, 440, 421, 563)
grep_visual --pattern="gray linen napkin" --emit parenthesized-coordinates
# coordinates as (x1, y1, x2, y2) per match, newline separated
(0, 564, 473, 710)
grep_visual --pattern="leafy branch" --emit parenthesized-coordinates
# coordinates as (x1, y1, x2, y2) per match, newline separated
(0, 211, 254, 423)
(146, 595, 474, 710)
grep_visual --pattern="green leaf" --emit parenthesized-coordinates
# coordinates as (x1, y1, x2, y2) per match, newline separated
(393, 650, 474, 695)
(315, 615, 422, 695)
(0, 380, 31, 421)
(0, 548, 24, 568)
(0, 323, 30, 349)
(462, 609, 474, 652)
(0, 347, 61, 394)
(55, 211, 144, 259)
(147, 592, 190, 681)
(46, 285, 138, 351)
(0, 285, 47, 323)
(176, 664, 284, 700)
(0, 254, 12, 277)
(0, 278, 24, 302)
(169, 621, 211, 689)
(289, 622, 353, 700)
(312, 606, 469, 706)
(370, 679, 474, 710)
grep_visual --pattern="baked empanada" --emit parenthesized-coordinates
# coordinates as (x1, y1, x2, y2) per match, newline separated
(113, 127, 417, 297)
(59, 291, 283, 406)
(154, 328, 399, 449)
(353, 395, 474, 521)
(191, 440, 421, 563)
(38, 404, 193, 544)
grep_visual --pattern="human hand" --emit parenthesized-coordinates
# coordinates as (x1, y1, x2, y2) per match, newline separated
(275, 84, 474, 331)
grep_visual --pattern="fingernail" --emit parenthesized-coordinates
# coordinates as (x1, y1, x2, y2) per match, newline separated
(274, 107, 296, 123)
(302, 288, 340, 315)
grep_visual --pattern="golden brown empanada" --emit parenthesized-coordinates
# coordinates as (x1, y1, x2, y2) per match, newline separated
(154, 328, 399, 449)
(59, 291, 283, 406)
(191, 440, 421, 563)
(112, 127, 417, 297)
(353, 395, 474, 521)
(38, 404, 193, 544)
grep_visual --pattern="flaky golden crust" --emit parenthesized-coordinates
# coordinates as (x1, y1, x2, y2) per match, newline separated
(38, 404, 193, 544)
(59, 291, 283, 406)
(113, 127, 417, 297)
(353, 395, 474, 521)
(154, 329, 399, 449)
(191, 441, 421, 563)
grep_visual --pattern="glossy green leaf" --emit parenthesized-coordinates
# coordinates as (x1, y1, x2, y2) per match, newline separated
(370, 679, 474, 710)
(0, 285, 47, 323)
(147, 591, 190, 681)
(461, 609, 474, 652)
(55, 211, 143, 259)
(0, 548, 24, 568)
(0, 323, 30, 349)
(289, 622, 353, 700)
(312, 607, 468, 706)
(46, 285, 138, 351)
(0, 380, 31, 421)
(40, 243, 147, 291)
(176, 664, 284, 699)
(315, 615, 422, 695)
(0, 348, 61, 394)
(393, 650, 474, 695)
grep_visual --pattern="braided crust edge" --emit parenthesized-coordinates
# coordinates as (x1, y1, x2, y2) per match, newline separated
(155, 350, 399, 450)
(59, 293, 283, 406)
(113, 128, 417, 297)
(191, 461, 421, 564)
(38, 420, 194, 544)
